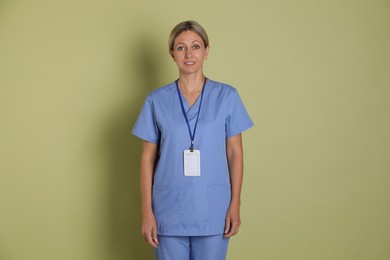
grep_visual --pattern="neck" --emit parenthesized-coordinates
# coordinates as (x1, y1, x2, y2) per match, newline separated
(178, 72, 205, 94)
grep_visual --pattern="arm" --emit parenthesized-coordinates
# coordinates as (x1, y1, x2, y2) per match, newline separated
(224, 133, 244, 237)
(140, 140, 159, 248)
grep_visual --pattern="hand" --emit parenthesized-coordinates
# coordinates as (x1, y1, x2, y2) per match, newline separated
(141, 210, 159, 248)
(224, 203, 241, 238)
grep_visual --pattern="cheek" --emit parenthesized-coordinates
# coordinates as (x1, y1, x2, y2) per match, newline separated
(199, 54, 207, 61)
(172, 54, 180, 62)
(174, 52, 184, 59)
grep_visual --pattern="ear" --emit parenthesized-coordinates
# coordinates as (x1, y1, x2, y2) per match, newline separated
(169, 50, 175, 61)
(205, 45, 210, 60)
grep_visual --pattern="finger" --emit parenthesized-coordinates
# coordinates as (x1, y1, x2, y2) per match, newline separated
(152, 228, 159, 245)
(225, 221, 239, 237)
(224, 219, 233, 237)
(224, 228, 235, 237)
(147, 235, 158, 248)
(224, 217, 231, 234)
(145, 230, 158, 248)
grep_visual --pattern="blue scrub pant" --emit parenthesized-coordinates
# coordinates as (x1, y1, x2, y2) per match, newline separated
(155, 235, 230, 260)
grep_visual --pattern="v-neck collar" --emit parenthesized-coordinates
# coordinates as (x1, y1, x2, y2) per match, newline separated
(176, 79, 208, 120)
(179, 91, 202, 113)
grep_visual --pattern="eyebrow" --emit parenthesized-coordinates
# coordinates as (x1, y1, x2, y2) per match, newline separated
(175, 40, 201, 45)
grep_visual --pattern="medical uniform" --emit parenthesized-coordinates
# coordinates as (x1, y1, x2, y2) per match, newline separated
(132, 79, 253, 259)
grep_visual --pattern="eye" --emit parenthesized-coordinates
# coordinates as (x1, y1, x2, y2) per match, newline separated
(177, 46, 184, 51)
(192, 45, 200, 50)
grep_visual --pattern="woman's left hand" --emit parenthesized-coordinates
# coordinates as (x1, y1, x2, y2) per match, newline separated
(224, 202, 241, 237)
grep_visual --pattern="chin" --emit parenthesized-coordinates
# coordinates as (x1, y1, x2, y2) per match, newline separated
(180, 67, 202, 75)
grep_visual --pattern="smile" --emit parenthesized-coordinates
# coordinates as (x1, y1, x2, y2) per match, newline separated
(184, 61, 196, 65)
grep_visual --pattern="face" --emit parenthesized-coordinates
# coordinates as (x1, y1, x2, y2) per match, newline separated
(170, 30, 209, 76)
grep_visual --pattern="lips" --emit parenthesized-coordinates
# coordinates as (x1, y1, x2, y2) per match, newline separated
(184, 61, 196, 65)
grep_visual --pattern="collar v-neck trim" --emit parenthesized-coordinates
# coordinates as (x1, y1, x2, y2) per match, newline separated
(176, 78, 208, 120)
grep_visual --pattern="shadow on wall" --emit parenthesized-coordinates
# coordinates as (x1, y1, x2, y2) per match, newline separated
(105, 35, 165, 260)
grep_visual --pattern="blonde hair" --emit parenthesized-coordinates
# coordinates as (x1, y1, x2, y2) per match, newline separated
(168, 20, 209, 51)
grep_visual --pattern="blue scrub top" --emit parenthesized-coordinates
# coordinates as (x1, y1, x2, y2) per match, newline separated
(132, 79, 254, 236)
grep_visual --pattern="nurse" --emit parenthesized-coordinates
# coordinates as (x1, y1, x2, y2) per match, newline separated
(132, 20, 253, 260)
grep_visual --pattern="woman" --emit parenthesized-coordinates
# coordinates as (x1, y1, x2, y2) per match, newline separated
(132, 20, 253, 260)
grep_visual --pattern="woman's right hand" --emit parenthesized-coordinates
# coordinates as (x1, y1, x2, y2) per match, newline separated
(141, 210, 159, 248)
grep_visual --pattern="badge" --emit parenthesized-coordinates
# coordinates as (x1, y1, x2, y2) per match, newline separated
(184, 149, 201, 176)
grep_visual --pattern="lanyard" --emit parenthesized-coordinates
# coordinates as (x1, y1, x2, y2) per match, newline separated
(175, 77, 207, 152)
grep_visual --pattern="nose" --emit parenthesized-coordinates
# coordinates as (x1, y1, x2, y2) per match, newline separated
(185, 48, 192, 58)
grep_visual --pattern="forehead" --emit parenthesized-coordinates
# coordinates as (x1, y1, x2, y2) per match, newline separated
(174, 30, 203, 45)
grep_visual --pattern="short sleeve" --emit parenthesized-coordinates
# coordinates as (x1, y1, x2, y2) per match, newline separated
(131, 96, 160, 143)
(225, 89, 254, 138)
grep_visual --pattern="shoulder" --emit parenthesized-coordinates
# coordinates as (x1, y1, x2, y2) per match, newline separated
(146, 81, 177, 101)
(208, 79, 237, 92)
(207, 79, 239, 100)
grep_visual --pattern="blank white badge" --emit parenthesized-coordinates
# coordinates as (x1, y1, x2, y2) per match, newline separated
(183, 150, 201, 176)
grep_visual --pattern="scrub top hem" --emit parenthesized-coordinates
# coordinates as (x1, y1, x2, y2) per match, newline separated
(157, 231, 225, 237)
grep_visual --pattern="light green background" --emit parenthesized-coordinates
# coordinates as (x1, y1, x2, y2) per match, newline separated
(1, 0, 389, 259)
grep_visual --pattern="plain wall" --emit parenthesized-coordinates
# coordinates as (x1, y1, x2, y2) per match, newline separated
(0, 0, 389, 259)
